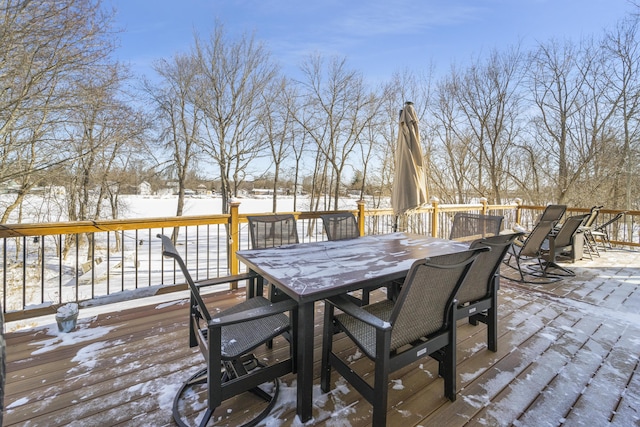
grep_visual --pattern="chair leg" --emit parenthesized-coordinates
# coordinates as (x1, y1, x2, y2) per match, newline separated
(361, 289, 370, 305)
(173, 367, 216, 427)
(444, 332, 457, 401)
(515, 256, 525, 282)
(487, 304, 497, 352)
(372, 354, 390, 427)
(197, 408, 214, 427)
(266, 284, 288, 348)
(587, 232, 599, 257)
(320, 305, 334, 393)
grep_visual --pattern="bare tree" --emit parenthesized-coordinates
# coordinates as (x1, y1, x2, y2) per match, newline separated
(528, 39, 591, 203)
(0, 0, 117, 222)
(259, 77, 296, 212)
(145, 53, 202, 240)
(296, 55, 378, 210)
(603, 16, 640, 210)
(355, 91, 383, 200)
(192, 24, 279, 213)
(285, 89, 307, 211)
(454, 47, 524, 204)
(63, 64, 148, 255)
(430, 72, 475, 203)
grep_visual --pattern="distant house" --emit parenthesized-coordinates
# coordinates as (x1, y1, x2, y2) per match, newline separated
(1, 180, 21, 194)
(251, 188, 288, 197)
(251, 188, 273, 197)
(138, 181, 152, 196)
(196, 184, 208, 195)
(162, 181, 180, 195)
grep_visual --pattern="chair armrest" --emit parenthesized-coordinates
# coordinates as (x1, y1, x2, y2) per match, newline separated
(325, 294, 391, 330)
(210, 298, 297, 328)
(195, 271, 258, 289)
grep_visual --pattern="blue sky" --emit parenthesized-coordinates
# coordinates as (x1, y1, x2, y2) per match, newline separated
(109, 0, 636, 83)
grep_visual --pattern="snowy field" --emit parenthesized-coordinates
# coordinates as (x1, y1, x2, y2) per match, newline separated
(1, 193, 375, 223)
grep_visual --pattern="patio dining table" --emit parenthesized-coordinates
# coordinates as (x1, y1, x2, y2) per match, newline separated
(236, 232, 470, 423)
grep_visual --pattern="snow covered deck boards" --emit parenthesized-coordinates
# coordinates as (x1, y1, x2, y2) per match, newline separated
(4, 248, 640, 426)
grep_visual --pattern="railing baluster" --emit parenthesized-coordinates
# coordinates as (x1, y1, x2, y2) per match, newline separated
(75, 234, 79, 303)
(40, 237, 45, 305)
(106, 232, 111, 295)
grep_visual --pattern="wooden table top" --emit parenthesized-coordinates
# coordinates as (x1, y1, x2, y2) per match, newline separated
(236, 232, 469, 302)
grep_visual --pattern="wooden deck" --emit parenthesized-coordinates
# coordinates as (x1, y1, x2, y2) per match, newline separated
(4, 247, 640, 426)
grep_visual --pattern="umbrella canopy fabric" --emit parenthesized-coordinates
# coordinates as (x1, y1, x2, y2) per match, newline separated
(392, 102, 428, 216)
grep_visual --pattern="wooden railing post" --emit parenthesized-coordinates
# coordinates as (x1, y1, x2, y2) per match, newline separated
(431, 197, 439, 238)
(514, 198, 522, 225)
(480, 197, 488, 215)
(229, 200, 241, 288)
(357, 200, 366, 236)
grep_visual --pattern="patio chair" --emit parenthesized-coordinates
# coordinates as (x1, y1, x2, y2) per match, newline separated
(320, 212, 360, 241)
(320, 247, 489, 427)
(455, 232, 523, 352)
(320, 212, 376, 304)
(247, 214, 299, 249)
(539, 214, 590, 276)
(538, 204, 567, 224)
(449, 212, 504, 242)
(590, 212, 624, 250)
(246, 214, 300, 300)
(158, 234, 296, 427)
(505, 219, 557, 283)
(578, 205, 603, 258)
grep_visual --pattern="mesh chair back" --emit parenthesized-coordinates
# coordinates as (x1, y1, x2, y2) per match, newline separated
(247, 214, 299, 249)
(553, 214, 590, 248)
(158, 234, 210, 320)
(457, 233, 523, 304)
(583, 206, 602, 228)
(388, 248, 486, 351)
(449, 213, 503, 241)
(538, 204, 567, 223)
(320, 212, 359, 241)
(520, 220, 556, 258)
(595, 212, 624, 232)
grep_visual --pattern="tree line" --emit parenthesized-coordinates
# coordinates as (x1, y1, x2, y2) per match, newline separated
(1, 0, 639, 226)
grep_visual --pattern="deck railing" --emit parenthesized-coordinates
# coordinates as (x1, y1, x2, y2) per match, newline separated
(1, 199, 637, 321)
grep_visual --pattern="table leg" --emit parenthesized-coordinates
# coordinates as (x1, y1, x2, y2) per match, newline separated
(296, 301, 315, 422)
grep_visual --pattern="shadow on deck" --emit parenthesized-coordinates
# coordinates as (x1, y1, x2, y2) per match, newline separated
(3, 247, 640, 426)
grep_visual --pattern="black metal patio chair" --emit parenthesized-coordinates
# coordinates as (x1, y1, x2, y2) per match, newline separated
(246, 214, 299, 302)
(320, 212, 376, 304)
(455, 232, 523, 352)
(590, 212, 624, 250)
(538, 204, 567, 224)
(320, 212, 360, 241)
(246, 214, 299, 249)
(577, 205, 603, 258)
(505, 219, 557, 283)
(320, 247, 488, 427)
(449, 212, 504, 242)
(158, 234, 296, 427)
(539, 214, 590, 277)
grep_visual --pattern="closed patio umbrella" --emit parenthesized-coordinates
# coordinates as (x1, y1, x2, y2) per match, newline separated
(392, 102, 428, 227)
